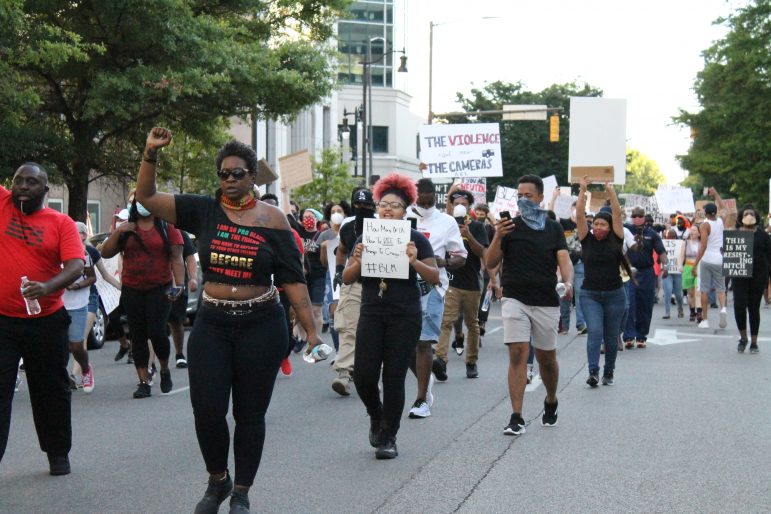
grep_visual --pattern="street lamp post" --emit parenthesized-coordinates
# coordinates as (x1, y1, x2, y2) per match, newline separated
(360, 38, 407, 186)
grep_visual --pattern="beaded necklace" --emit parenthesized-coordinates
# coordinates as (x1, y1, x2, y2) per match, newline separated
(220, 191, 257, 221)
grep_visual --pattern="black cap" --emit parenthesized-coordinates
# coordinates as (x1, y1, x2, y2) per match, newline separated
(704, 203, 717, 215)
(352, 188, 374, 206)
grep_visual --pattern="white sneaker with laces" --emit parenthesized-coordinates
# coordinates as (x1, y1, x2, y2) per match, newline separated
(719, 307, 727, 328)
(698, 319, 710, 329)
(408, 400, 431, 418)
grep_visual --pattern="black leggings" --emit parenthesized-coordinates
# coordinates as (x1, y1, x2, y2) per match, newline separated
(188, 302, 287, 487)
(353, 311, 421, 439)
(121, 285, 172, 369)
(732, 277, 765, 335)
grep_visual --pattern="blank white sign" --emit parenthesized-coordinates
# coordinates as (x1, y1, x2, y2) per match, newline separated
(568, 97, 627, 184)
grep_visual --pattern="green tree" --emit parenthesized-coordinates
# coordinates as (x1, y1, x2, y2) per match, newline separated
(0, 0, 350, 221)
(292, 148, 357, 210)
(451, 81, 603, 195)
(622, 148, 666, 195)
(674, 0, 771, 210)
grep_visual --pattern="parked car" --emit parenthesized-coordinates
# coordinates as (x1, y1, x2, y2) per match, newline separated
(86, 231, 201, 349)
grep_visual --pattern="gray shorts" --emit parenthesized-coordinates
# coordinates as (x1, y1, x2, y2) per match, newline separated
(699, 261, 725, 292)
(501, 297, 559, 351)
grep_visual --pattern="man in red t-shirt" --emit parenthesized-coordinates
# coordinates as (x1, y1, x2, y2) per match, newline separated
(0, 163, 85, 476)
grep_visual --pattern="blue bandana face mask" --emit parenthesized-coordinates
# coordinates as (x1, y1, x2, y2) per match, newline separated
(517, 197, 547, 231)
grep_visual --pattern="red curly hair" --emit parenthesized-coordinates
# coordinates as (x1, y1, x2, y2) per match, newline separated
(372, 172, 418, 206)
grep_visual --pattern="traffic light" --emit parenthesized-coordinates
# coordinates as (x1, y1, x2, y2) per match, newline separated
(549, 114, 559, 142)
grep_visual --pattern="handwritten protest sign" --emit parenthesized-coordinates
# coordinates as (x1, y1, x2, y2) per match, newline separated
(492, 186, 518, 219)
(723, 230, 754, 277)
(419, 123, 503, 179)
(95, 255, 122, 314)
(458, 178, 487, 206)
(433, 180, 453, 208)
(541, 175, 558, 206)
(361, 219, 411, 279)
(663, 239, 685, 273)
(325, 236, 340, 300)
(655, 186, 695, 215)
(553, 194, 577, 220)
(620, 194, 667, 225)
(278, 150, 313, 189)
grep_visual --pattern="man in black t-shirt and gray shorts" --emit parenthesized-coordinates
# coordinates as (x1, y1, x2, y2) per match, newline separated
(485, 175, 574, 436)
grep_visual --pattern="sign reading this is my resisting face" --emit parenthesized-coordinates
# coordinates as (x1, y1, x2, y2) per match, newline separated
(361, 219, 411, 279)
(419, 123, 503, 179)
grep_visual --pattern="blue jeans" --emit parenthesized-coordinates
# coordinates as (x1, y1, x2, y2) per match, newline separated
(580, 287, 626, 374)
(662, 273, 684, 316)
(560, 261, 586, 330)
(623, 268, 655, 342)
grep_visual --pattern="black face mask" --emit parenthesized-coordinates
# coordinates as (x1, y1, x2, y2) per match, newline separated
(354, 207, 375, 236)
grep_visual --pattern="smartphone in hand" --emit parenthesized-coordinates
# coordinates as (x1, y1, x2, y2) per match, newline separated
(499, 211, 511, 221)
(166, 286, 183, 298)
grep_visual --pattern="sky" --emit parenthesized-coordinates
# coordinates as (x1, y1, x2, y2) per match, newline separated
(397, 0, 748, 184)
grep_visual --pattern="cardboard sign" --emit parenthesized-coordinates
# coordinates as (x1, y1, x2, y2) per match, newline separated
(569, 166, 614, 184)
(589, 190, 609, 213)
(568, 97, 627, 184)
(663, 239, 685, 273)
(254, 159, 278, 186)
(278, 150, 313, 189)
(723, 230, 754, 278)
(419, 123, 503, 179)
(325, 236, 340, 301)
(492, 186, 518, 219)
(655, 186, 695, 215)
(361, 219, 411, 279)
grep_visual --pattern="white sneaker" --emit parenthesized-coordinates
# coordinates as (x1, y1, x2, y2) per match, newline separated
(719, 307, 727, 328)
(527, 364, 535, 384)
(698, 319, 710, 329)
(408, 400, 431, 419)
(426, 374, 434, 407)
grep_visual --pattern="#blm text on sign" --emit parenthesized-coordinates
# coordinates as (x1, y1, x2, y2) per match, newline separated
(419, 123, 503, 179)
(361, 219, 411, 280)
(723, 230, 754, 278)
(663, 239, 684, 273)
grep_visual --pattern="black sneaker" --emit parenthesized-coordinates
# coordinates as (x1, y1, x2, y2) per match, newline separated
(292, 338, 306, 354)
(175, 354, 188, 369)
(126, 349, 134, 365)
(375, 437, 398, 459)
(452, 335, 465, 356)
(738, 339, 748, 353)
(160, 369, 172, 393)
(322, 322, 329, 333)
(114, 345, 130, 362)
(479, 323, 486, 336)
(369, 416, 382, 448)
(586, 371, 599, 388)
(432, 357, 448, 382)
(194, 472, 233, 514)
(542, 399, 558, 427)
(133, 381, 151, 399)
(465, 362, 478, 378)
(749, 344, 759, 354)
(577, 325, 588, 335)
(229, 490, 250, 514)
(48, 454, 71, 476)
(503, 413, 526, 435)
(602, 371, 614, 386)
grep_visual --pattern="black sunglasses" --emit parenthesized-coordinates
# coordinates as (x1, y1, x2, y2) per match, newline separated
(631, 214, 644, 218)
(217, 167, 250, 180)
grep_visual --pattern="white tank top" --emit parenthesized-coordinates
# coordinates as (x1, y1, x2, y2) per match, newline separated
(702, 218, 724, 265)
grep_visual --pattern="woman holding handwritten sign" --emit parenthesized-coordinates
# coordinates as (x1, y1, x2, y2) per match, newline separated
(343, 173, 439, 460)
(731, 205, 771, 353)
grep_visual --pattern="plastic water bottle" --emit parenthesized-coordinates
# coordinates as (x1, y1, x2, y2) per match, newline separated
(20, 276, 41, 315)
(555, 282, 567, 298)
(303, 343, 334, 363)
(480, 289, 493, 312)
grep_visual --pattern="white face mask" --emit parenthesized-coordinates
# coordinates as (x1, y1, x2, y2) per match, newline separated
(330, 212, 345, 226)
(742, 214, 756, 226)
(414, 205, 435, 218)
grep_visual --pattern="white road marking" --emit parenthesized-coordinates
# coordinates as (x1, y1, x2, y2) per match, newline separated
(163, 386, 190, 396)
(647, 329, 700, 346)
(485, 326, 502, 335)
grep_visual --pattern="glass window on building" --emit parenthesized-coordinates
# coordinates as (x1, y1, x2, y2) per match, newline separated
(87, 201, 100, 234)
(337, 1, 394, 87)
(372, 126, 388, 154)
(47, 198, 64, 212)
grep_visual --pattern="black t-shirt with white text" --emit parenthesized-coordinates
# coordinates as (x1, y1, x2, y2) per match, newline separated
(500, 217, 568, 307)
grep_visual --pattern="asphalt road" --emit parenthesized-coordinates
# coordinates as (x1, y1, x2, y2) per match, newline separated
(2, 299, 770, 513)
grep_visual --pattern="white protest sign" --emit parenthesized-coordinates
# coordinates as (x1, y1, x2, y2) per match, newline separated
(325, 236, 340, 301)
(95, 254, 122, 314)
(568, 97, 627, 184)
(419, 123, 503, 179)
(663, 239, 684, 273)
(554, 195, 577, 220)
(458, 178, 487, 206)
(361, 219, 411, 279)
(655, 186, 695, 215)
(541, 175, 558, 207)
(492, 186, 518, 219)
